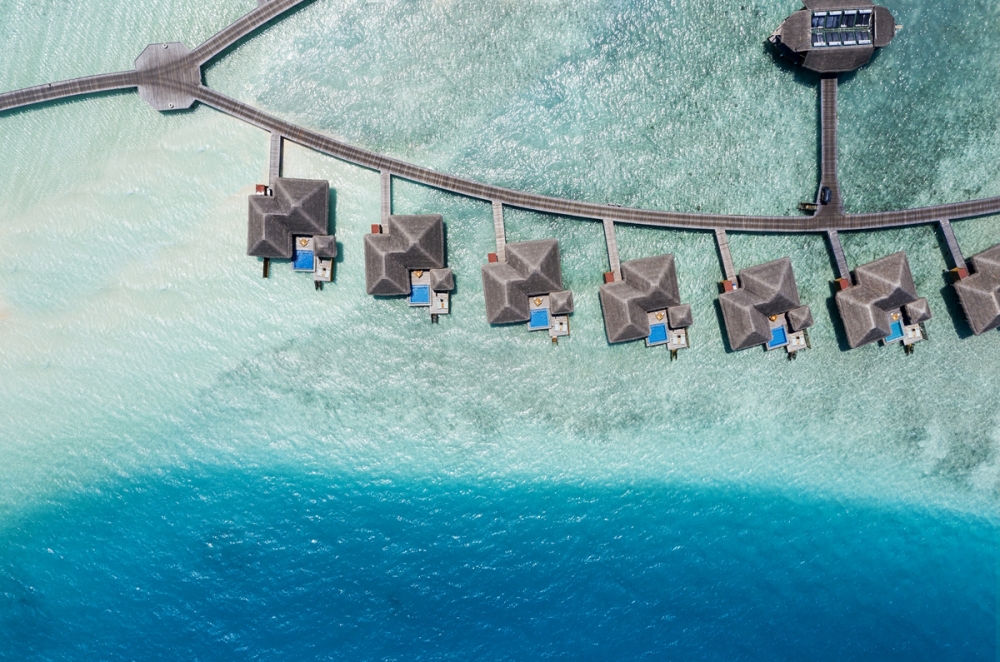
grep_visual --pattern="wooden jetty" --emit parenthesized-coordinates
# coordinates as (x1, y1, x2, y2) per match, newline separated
(269, 133, 284, 187)
(492, 201, 507, 262)
(603, 218, 621, 280)
(380, 170, 392, 224)
(937, 219, 967, 272)
(0, 0, 309, 113)
(826, 230, 851, 281)
(192, 85, 1000, 234)
(714, 229, 737, 283)
(816, 76, 844, 217)
(0, 71, 138, 112)
(189, 0, 309, 66)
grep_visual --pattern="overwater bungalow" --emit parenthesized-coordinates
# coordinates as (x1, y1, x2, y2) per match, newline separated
(482, 239, 573, 340)
(769, 2, 897, 73)
(835, 252, 930, 350)
(719, 258, 814, 356)
(247, 177, 336, 286)
(953, 244, 1000, 335)
(365, 215, 454, 320)
(599, 254, 692, 356)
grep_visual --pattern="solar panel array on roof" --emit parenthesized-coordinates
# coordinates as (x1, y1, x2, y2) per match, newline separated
(810, 9, 872, 48)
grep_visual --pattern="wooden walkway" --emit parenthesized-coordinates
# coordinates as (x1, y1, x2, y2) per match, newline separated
(492, 201, 507, 262)
(269, 132, 283, 186)
(0, 71, 138, 112)
(603, 218, 621, 279)
(816, 76, 844, 218)
(714, 229, 737, 282)
(380, 170, 392, 223)
(826, 230, 850, 280)
(3, 0, 1000, 239)
(188, 0, 312, 66)
(937, 219, 967, 271)
(195, 85, 1000, 234)
(0, 0, 310, 113)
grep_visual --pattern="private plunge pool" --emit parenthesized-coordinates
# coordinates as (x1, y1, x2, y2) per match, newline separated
(409, 284, 430, 306)
(767, 325, 788, 349)
(529, 308, 550, 330)
(885, 320, 905, 343)
(647, 323, 668, 346)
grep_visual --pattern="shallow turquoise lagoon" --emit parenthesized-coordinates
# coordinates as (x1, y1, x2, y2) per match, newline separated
(0, 0, 998, 658)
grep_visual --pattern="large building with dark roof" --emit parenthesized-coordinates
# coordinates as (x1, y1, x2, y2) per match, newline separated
(247, 177, 336, 285)
(599, 254, 692, 353)
(364, 215, 454, 318)
(769, 2, 897, 73)
(248, 178, 330, 258)
(482, 239, 573, 339)
(719, 258, 814, 354)
(953, 244, 1000, 336)
(835, 252, 931, 348)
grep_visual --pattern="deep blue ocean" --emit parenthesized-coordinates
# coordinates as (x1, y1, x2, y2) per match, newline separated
(1, 0, 998, 659)
(2, 469, 996, 660)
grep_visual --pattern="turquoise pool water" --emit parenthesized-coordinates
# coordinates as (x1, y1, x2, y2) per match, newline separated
(409, 283, 430, 305)
(768, 325, 789, 349)
(648, 322, 668, 345)
(886, 319, 905, 343)
(292, 249, 315, 272)
(0, 0, 998, 658)
(528, 307, 550, 330)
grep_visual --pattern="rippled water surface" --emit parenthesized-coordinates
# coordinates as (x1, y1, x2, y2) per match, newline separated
(1, 0, 998, 659)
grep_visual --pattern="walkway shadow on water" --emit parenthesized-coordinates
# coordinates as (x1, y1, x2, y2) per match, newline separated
(938, 271, 974, 340)
(328, 188, 347, 280)
(815, 232, 860, 352)
(439, 219, 464, 301)
(824, 282, 855, 352)
(713, 297, 735, 354)
(928, 224, 975, 339)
